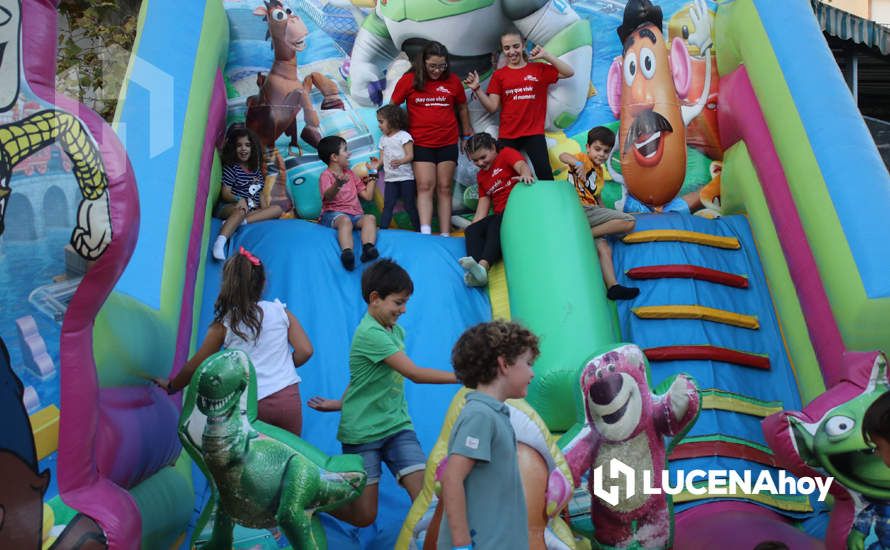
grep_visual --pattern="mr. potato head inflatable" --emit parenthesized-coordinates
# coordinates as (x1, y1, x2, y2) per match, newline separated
(607, 0, 713, 212)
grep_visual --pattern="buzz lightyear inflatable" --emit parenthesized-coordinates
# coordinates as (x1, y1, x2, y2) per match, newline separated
(347, 0, 593, 137)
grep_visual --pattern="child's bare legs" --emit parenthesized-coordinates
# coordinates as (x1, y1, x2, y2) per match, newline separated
(213, 200, 248, 260)
(591, 218, 635, 238)
(596, 238, 619, 288)
(333, 215, 357, 270)
(595, 238, 640, 301)
(401, 470, 424, 500)
(219, 200, 248, 238)
(415, 162, 436, 234)
(436, 161, 455, 235)
(212, 202, 284, 261)
(355, 214, 380, 263)
(327, 470, 424, 527)
(245, 204, 283, 223)
(328, 484, 379, 527)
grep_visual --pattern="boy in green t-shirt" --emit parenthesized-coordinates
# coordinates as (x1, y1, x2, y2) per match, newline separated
(308, 259, 457, 526)
(439, 320, 540, 550)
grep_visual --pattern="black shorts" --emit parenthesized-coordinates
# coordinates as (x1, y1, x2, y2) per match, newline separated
(413, 143, 458, 164)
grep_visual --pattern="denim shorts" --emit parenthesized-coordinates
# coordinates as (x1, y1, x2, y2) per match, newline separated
(319, 211, 364, 228)
(341, 429, 426, 485)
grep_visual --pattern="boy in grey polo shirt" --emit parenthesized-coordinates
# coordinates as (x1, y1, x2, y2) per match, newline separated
(439, 321, 540, 550)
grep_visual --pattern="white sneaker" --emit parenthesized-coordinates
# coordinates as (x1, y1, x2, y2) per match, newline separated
(212, 236, 227, 261)
(469, 264, 488, 286)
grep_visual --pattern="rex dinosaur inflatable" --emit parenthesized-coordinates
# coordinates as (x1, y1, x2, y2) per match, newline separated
(179, 350, 367, 550)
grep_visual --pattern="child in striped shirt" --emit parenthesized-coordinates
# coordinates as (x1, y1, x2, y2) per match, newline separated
(211, 126, 284, 261)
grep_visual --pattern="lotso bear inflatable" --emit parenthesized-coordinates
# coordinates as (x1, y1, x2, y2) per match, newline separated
(562, 344, 700, 549)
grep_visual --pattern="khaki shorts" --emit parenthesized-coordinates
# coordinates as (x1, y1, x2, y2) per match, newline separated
(583, 204, 635, 229)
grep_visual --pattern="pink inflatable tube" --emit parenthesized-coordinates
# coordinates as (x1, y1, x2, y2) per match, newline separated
(673, 66, 853, 549)
(722, 66, 885, 549)
(24, 1, 143, 547)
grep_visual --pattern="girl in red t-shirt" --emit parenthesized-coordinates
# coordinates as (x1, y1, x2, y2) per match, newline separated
(459, 133, 534, 287)
(464, 31, 574, 181)
(390, 41, 474, 236)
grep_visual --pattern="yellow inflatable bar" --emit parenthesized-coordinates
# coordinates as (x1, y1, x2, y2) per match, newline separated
(622, 230, 741, 250)
(633, 305, 760, 330)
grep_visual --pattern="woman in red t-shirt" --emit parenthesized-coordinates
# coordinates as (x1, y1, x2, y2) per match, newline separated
(391, 41, 473, 236)
(458, 133, 534, 287)
(464, 31, 574, 181)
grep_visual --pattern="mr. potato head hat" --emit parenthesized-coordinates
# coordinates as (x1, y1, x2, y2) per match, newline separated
(617, 0, 664, 44)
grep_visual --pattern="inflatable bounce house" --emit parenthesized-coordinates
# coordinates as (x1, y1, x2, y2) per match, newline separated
(2, 0, 889, 548)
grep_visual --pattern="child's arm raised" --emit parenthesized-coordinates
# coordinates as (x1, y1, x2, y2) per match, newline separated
(441, 454, 476, 547)
(464, 71, 500, 113)
(154, 322, 226, 393)
(358, 174, 376, 201)
(322, 175, 347, 202)
(384, 351, 457, 384)
(286, 309, 313, 367)
(530, 45, 574, 78)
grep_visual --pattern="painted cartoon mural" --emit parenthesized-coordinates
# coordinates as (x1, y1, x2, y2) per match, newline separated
(347, 0, 592, 136)
(0, 0, 111, 545)
(245, 0, 343, 155)
(606, 0, 713, 213)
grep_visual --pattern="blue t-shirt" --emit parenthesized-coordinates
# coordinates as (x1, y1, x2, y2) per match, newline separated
(222, 164, 264, 210)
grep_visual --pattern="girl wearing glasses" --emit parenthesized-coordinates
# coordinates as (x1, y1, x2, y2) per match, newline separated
(391, 41, 474, 236)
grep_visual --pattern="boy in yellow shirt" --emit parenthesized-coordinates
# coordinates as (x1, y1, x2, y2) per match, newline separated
(559, 126, 639, 300)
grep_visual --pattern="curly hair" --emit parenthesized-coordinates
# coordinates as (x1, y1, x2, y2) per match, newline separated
(451, 320, 540, 388)
(376, 104, 409, 133)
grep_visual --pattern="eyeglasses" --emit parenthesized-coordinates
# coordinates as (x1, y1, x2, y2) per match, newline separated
(425, 62, 448, 71)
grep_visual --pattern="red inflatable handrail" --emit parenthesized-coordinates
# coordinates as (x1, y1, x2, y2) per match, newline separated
(644, 345, 770, 370)
(626, 264, 749, 288)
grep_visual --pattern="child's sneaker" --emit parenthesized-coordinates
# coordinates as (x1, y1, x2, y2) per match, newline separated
(341, 248, 356, 271)
(212, 236, 227, 261)
(607, 284, 640, 301)
(460, 258, 488, 287)
(361, 243, 379, 263)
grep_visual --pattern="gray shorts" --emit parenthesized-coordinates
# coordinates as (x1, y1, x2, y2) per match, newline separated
(583, 204, 635, 229)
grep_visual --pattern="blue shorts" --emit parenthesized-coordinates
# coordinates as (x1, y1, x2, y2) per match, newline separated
(320, 211, 364, 228)
(342, 429, 426, 485)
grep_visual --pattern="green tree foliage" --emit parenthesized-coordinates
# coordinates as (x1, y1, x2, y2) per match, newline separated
(56, 0, 142, 121)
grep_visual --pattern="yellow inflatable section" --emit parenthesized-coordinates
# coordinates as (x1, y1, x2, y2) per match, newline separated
(397, 388, 578, 549)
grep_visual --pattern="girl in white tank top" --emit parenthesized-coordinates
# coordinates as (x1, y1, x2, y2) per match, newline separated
(154, 247, 313, 436)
